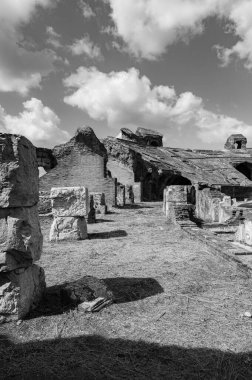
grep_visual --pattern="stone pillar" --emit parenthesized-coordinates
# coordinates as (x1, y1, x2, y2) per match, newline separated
(49, 187, 88, 241)
(87, 194, 96, 224)
(90, 192, 107, 215)
(164, 185, 193, 224)
(116, 184, 125, 207)
(125, 185, 134, 204)
(133, 182, 142, 203)
(0, 134, 45, 322)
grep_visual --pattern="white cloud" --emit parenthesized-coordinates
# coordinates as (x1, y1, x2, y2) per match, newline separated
(107, 0, 229, 60)
(0, 98, 70, 147)
(63, 66, 252, 143)
(106, 0, 252, 69)
(79, 1, 95, 18)
(69, 35, 103, 60)
(46, 26, 62, 48)
(0, 0, 58, 94)
(215, 1, 252, 70)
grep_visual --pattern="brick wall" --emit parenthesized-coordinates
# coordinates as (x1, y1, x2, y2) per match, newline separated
(107, 159, 135, 184)
(39, 149, 116, 208)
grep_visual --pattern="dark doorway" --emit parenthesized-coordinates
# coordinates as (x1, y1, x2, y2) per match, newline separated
(235, 162, 252, 180)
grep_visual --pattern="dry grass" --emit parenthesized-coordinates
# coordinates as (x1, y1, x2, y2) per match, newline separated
(1, 202, 252, 379)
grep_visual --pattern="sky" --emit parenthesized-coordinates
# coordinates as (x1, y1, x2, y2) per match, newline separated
(1, 0, 252, 149)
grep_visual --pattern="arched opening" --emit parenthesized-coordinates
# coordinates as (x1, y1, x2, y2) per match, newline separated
(150, 141, 159, 147)
(235, 162, 252, 180)
(235, 141, 242, 149)
(143, 173, 191, 201)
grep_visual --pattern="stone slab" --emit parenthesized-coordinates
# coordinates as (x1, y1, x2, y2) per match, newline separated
(0, 133, 39, 208)
(0, 264, 46, 321)
(49, 216, 88, 241)
(50, 187, 89, 217)
(0, 206, 43, 270)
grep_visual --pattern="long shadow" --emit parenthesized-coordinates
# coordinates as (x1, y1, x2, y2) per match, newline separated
(27, 276, 163, 318)
(88, 229, 127, 239)
(1, 333, 252, 379)
(121, 204, 154, 209)
(95, 219, 115, 223)
(103, 277, 163, 303)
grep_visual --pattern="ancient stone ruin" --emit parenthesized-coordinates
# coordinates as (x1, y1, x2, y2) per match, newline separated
(0, 134, 45, 321)
(49, 187, 88, 241)
(39, 127, 117, 214)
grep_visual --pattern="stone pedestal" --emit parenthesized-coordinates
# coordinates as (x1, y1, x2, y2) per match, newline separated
(117, 184, 125, 207)
(49, 216, 87, 241)
(50, 187, 89, 241)
(90, 192, 107, 215)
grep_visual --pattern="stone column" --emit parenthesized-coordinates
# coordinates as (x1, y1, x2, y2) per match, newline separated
(90, 192, 107, 215)
(164, 185, 193, 224)
(49, 187, 89, 241)
(116, 184, 125, 207)
(0, 134, 45, 322)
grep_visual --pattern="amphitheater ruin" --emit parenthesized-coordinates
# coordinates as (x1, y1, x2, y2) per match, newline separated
(2, 125, 252, 321)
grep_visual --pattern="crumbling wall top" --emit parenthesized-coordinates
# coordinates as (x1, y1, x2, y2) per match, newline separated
(53, 126, 107, 159)
(224, 134, 247, 150)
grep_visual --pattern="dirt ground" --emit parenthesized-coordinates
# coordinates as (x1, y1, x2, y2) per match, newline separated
(2, 202, 252, 379)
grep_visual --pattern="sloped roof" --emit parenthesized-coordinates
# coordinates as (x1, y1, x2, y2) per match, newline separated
(108, 137, 252, 186)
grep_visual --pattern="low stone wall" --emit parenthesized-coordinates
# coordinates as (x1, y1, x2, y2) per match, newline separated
(196, 187, 232, 223)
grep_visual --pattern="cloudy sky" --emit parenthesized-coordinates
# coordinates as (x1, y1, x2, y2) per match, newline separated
(1, 0, 252, 149)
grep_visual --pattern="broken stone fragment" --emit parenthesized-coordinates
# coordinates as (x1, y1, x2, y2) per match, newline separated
(0, 206, 43, 268)
(49, 216, 87, 241)
(0, 264, 46, 321)
(50, 187, 89, 217)
(61, 275, 114, 305)
(0, 133, 39, 208)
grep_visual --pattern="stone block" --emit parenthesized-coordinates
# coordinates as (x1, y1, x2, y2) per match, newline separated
(50, 187, 89, 217)
(90, 192, 107, 214)
(87, 195, 96, 224)
(116, 184, 125, 207)
(0, 206, 43, 270)
(0, 264, 46, 321)
(0, 133, 39, 208)
(49, 216, 87, 241)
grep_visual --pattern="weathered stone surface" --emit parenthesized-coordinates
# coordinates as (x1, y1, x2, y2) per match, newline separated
(236, 219, 252, 246)
(0, 134, 39, 208)
(0, 206, 43, 269)
(90, 192, 107, 214)
(87, 195, 96, 224)
(51, 187, 89, 217)
(38, 192, 51, 214)
(117, 184, 125, 207)
(49, 216, 87, 241)
(0, 264, 45, 320)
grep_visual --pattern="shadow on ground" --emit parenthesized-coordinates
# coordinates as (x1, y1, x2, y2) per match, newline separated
(95, 219, 115, 223)
(103, 277, 163, 303)
(88, 230, 127, 239)
(28, 277, 163, 318)
(1, 333, 252, 379)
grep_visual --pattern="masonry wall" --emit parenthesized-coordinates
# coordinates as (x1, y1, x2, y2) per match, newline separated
(39, 149, 116, 208)
(107, 159, 135, 185)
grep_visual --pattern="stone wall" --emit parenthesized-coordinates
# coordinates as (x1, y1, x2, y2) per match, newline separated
(39, 128, 117, 209)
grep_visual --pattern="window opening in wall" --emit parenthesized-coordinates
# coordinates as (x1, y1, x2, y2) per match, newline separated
(235, 141, 242, 149)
